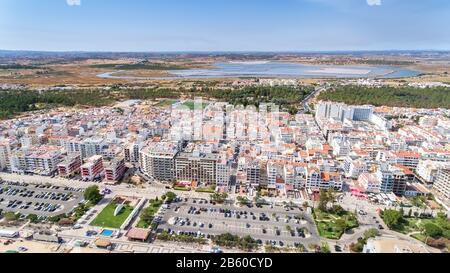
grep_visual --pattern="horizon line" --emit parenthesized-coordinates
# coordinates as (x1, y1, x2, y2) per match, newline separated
(1, 49, 450, 54)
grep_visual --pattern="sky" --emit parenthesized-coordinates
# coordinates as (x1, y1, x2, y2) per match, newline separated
(0, 0, 449, 52)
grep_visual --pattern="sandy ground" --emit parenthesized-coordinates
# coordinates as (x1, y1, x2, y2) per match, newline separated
(0, 239, 112, 253)
(0, 239, 61, 253)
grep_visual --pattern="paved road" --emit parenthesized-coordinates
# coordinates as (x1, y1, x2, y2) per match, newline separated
(58, 233, 208, 253)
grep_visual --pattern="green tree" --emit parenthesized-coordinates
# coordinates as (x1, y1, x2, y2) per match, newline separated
(165, 191, 177, 203)
(364, 228, 380, 239)
(382, 209, 403, 229)
(26, 214, 39, 223)
(84, 185, 102, 204)
(424, 223, 443, 238)
(335, 219, 348, 233)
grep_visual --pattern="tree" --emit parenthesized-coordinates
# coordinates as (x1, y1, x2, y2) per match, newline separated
(236, 196, 250, 205)
(318, 188, 336, 211)
(27, 214, 39, 223)
(335, 219, 347, 233)
(211, 193, 228, 204)
(382, 209, 403, 229)
(84, 185, 102, 204)
(165, 192, 177, 203)
(140, 208, 155, 225)
(318, 189, 329, 211)
(363, 228, 380, 239)
(332, 205, 345, 216)
(424, 223, 443, 238)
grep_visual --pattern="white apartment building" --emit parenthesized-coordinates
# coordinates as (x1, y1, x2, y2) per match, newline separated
(0, 140, 12, 171)
(10, 149, 61, 176)
(416, 160, 450, 184)
(65, 137, 106, 159)
(216, 157, 232, 188)
(306, 167, 343, 191)
(315, 102, 373, 122)
(358, 173, 380, 193)
(140, 142, 179, 182)
(433, 168, 450, 202)
(343, 157, 368, 179)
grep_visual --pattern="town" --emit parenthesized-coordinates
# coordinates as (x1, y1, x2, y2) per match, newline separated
(0, 90, 449, 253)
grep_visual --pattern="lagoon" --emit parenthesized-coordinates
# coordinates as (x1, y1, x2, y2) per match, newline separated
(97, 61, 420, 80)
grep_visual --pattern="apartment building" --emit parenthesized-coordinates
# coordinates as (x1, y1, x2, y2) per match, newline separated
(175, 151, 218, 186)
(306, 167, 343, 191)
(0, 140, 12, 171)
(139, 142, 178, 182)
(315, 102, 373, 122)
(10, 148, 61, 176)
(376, 164, 410, 195)
(81, 155, 104, 181)
(343, 157, 368, 179)
(433, 168, 450, 202)
(216, 156, 232, 188)
(124, 142, 142, 164)
(104, 158, 126, 183)
(57, 154, 82, 177)
(66, 137, 106, 159)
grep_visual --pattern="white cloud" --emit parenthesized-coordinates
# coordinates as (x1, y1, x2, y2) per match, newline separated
(367, 0, 382, 6)
(66, 0, 81, 6)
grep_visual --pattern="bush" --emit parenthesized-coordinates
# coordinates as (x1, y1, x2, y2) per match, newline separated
(4, 212, 19, 221)
(27, 214, 39, 223)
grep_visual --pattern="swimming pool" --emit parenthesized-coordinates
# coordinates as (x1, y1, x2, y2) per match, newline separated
(100, 229, 114, 237)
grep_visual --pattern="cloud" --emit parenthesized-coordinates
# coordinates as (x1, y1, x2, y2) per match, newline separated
(366, 0, 382, 6)
(66, 0, 81, 6)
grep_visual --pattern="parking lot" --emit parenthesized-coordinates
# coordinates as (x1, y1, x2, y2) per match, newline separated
(0, 180, 84, 219)
(158, 198, 321, 248)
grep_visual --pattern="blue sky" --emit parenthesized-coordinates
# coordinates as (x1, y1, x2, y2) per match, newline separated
(0, 0, 449, 51)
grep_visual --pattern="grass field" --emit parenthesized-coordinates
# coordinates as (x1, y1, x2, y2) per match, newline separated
(155, 99, 178, 107)
(314, 209, 359, 240)
(90, 203, 134, 229)
(178, 101, 209, 110)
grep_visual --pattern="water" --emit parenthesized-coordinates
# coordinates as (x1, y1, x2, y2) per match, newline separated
(100, 229, 114, 237)
(97, 61, 420, 80)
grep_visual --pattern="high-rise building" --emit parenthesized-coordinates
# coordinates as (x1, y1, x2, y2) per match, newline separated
(0, 139, 12, 171)
(139, 142, 178, 182)
(216, 155, 232, 188)
(376, 164, 409, 195)
(315, 102, 373, 122)
(175, 150, 218, 186)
